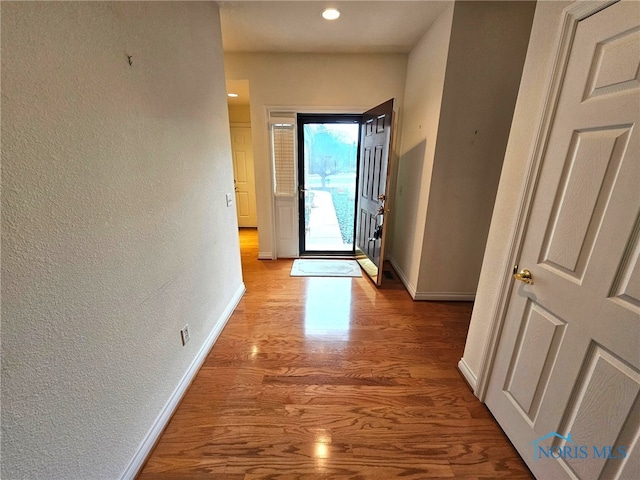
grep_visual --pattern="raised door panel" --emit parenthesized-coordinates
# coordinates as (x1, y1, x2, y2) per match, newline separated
(555, 345, 640, 480)
(540, 127, 631, 280)
(504, 302, 566, 422)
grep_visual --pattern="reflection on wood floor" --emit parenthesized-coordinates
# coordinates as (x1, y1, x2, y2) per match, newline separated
(137, 228, 532, 479)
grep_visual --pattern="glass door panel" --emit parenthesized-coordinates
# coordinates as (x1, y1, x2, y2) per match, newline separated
(298, 116, 360, 254)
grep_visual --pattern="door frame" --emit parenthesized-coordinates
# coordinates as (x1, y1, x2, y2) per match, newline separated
(267, 105, 370, 259)
(296, 113, 362, 256)
(473, 0, 618, 401)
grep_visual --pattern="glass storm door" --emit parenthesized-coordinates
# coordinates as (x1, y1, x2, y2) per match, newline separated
(297, 115, 361, 255)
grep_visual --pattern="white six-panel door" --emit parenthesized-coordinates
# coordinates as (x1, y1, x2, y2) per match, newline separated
(230, 126, 258, 227)
(486, 2, 640, 479)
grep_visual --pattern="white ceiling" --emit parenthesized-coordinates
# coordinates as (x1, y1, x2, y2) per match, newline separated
(220, 1, 450, 105)
(218, 1, 450, 54)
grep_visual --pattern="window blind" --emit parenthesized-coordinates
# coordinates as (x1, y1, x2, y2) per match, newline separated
(271, 121, 296, 195)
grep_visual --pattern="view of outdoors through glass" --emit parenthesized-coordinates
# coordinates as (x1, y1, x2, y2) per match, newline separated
(302, 123, 359, 252)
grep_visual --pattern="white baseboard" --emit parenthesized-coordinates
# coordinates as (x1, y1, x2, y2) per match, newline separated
(258, 251, 274, 260)
(413, 292, 476, 301)
(120, 282, 246, 480)
(458, 357, 478, 392)
(387, 257, 417, 299)
(387, 258, 475, 302)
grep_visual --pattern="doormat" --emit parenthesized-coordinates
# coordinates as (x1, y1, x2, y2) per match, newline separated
(290, 259, 362, 278)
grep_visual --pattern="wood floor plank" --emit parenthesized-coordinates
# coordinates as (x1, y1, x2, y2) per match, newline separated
(137, 228, 531, 479)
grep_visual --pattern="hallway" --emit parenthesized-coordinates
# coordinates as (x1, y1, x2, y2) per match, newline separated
(138, 228, 531, 479)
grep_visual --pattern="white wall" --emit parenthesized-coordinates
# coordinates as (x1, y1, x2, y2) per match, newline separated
(391, 1, 534, 300)
(228, 104, 252, 124)
(389, 5, 455, 293)
(224, 52, 408, 258)
(1, 3, 243, 479)
(417, 1, 535, 296)
(461, 1, 573, 386)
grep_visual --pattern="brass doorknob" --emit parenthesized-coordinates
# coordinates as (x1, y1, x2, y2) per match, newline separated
(513, 265, 533, 284)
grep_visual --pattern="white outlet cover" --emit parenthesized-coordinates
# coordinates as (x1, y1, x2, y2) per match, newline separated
(226, 193, 233, 206)
(181, 325, 190, 345)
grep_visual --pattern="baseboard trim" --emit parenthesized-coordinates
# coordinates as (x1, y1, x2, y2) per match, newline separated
(387, 257, 417, 299)
(258, 251, 274, 260)
(120, 282, 246, 480)
(386, 258, 475, 302)
(413, 292, 476, 301)
(457, 357, 478, 392)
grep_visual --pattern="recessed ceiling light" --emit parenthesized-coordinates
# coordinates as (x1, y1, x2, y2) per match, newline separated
(322, 8, 340, 20)
(227, 93, 239, 98)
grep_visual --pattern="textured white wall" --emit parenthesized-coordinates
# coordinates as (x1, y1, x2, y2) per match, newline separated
(462, 2, 573, 380)
(391, 1, 534, 299)
(417, 1, 535, 295)
(390, 5, 454, 293)
(1, 2, 242, 479)
(224, 52, 408, 258)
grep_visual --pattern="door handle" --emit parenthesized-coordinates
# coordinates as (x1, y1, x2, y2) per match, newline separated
(513, 265, 533, 284)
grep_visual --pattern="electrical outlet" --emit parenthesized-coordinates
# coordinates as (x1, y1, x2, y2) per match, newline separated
(180, 324, 190, 346)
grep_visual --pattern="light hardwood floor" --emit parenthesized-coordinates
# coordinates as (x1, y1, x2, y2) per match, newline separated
(137, 228, 532, 479)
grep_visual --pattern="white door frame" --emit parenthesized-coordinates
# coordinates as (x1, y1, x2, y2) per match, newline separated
(473, 0, 618, 401)
(267, 105, 370, 259)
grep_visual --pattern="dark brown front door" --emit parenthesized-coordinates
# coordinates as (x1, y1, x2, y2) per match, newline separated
(355, 99, 394, 286)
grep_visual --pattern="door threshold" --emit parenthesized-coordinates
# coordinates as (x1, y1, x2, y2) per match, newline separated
(299, 254, 356, 260)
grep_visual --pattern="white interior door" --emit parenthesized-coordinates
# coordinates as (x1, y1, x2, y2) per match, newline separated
(230, 126, 257, 227)
(486, 2, 640, 479)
